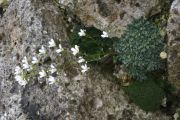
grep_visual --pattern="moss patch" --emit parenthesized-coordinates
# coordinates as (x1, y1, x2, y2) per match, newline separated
(124, 80, 165, 112)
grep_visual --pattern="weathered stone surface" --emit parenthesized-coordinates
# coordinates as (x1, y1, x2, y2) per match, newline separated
(60, 0, 163, 37)
(0, 0, 171, 119)
(167, 0, 180, 91)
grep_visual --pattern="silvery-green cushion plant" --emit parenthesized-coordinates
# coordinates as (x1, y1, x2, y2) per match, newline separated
(114, 17, 165, 81)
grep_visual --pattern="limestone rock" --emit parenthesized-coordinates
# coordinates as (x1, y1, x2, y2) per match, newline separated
(167, 0, 180, 92)
(0, 0, 171, 119)
(60, 0, 162, 37)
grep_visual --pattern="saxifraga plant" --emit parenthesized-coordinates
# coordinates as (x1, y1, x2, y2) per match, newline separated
(114, 17, 165, 81)
(70, 26, 114, 62)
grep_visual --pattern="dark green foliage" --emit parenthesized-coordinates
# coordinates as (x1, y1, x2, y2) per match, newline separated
(151, 73, 175, 93)
(176, 109, 180, 120)
(124, 80, 165, 112)
(177, 110, 180, 120)
(114, 18, 165, 81)
(70, 26, 115, 62)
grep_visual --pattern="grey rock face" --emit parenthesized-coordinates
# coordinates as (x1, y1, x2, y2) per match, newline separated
(60, 0, 163, 37)
(0, 0, 170, 119)
(167, 0, 180, 91)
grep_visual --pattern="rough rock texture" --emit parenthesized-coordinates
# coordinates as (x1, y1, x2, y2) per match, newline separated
(60, 0, 163, 37)
(167, 0, 180, 91)
(0, 0, 171, 120)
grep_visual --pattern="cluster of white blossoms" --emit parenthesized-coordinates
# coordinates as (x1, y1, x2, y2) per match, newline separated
(37, 39, 64, 85)
(14, 65, 27, 86)
(71, 28, 109, 73)
(14, 34, 92, 86)
(14, 38, 64, 86)
(14, 28, 108, 86)
(14, 56, 33, 86)
(73, 29, 109, 73)
(71, 45, 90, 73)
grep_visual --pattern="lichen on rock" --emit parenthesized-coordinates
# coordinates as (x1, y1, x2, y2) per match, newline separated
(167, 0, 180, 92)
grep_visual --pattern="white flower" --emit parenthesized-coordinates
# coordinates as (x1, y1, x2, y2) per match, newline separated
(32, 56, 39, 64)
(160, 51, 167, 59)
(39, 70, 47, 78)
(71, 45, 79, 56)
(22, 56, 30, 70)
(18, 79, 27, 86)
(15, 66, 22, 75)
(81, 64, 90, 73)
(15, 75, 27, 86)
(59, 0, 65, 4)
(78, 29, 86, 37)
(15, 75, 22, 82)
(161, 97, 167, 107)
(50, 64, 57, 74)
(48, 76, 56, 84)
(56, 44, 64, 53)
(48, 39, 56, 48)
(78, 56, 85, 63)
(22, 56, 28, 64)
(174, 112, 179, 120)
(39, 46, 46, 54)
(101, 31, 108, 38)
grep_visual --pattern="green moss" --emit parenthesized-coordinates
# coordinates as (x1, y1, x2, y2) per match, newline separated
(114, 17, 165, 81)
(124, 80, 165, 112)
